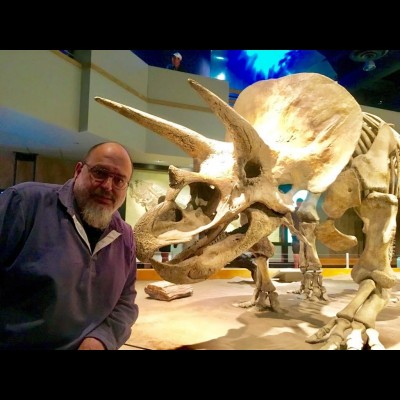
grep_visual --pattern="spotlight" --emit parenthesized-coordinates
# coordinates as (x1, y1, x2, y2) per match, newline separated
(350, 50, 388, 72)
(363, 59, 376, 72)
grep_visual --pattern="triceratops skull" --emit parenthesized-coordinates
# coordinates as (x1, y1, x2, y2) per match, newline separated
(95, 73, 363, 283)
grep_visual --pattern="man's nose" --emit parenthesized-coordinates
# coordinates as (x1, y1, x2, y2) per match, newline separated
(100, 176, 114, 190)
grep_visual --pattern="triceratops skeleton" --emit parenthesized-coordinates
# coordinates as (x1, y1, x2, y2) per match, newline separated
(95, 72, 400, 349)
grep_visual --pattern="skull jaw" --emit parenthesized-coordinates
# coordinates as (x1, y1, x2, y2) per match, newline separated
(142, 207, 286, 284)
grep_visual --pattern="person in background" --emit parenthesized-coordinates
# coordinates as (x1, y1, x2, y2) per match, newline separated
(0, 141, 139, 350)
(166, 52, 185, 72)
(291, 198, 303, 268)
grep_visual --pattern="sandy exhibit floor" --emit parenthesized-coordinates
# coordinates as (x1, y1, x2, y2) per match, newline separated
(124, 271, 400, 350)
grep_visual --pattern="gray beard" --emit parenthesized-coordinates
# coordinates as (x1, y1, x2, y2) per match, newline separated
(80, 204, 113, 229)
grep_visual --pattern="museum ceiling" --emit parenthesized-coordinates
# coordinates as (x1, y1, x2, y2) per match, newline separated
(317, 49, 400, 112)
(211, 49, 400, 113)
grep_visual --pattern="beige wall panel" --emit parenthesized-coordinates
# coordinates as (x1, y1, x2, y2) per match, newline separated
(0, 50, 81, 131)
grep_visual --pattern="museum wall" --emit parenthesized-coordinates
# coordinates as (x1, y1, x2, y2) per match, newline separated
(0, 149, 77, 188)
(0, 149, 15, 189)
(0, 50, 81, 132)
(85, 50, 149, 154)
(0, 50, 228, 165)
(36, 156, 76, 184)
(86, 52, 228, 162)
(0, 50, 228, 180)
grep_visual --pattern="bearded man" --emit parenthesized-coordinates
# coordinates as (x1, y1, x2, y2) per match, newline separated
(0, 142, 139, 350)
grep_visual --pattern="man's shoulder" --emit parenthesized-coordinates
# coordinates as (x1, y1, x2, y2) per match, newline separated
(1, 182, 64, 213)
(8, 181, 62, 197)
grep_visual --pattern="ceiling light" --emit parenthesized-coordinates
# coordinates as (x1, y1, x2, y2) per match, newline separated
(350, 50, 388, 72)
(363, 59, 376, 72)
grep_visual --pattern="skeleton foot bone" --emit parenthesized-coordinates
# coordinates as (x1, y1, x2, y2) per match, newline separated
(233, 288, 283, 313)
(306, 278, 393, 349)
(233, 255, 283, 313)
(290, 269, 329, 302)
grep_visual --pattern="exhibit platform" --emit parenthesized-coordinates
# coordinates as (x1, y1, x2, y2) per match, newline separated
(122, 271, 400, 350)
(136, 267, 400, 281)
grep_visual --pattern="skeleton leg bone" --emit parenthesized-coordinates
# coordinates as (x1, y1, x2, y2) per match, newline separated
(233, 256, 283, 312)
(308, 193, 398, 349)
(292, 221, 328, 301)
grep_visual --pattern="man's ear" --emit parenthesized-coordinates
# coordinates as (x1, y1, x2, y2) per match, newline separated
(74, 161, 84, 178)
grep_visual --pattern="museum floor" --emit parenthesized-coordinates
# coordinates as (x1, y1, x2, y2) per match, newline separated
(121, 270, 400, 350)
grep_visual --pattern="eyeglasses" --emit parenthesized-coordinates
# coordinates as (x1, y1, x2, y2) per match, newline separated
(82, 162, 129, 190)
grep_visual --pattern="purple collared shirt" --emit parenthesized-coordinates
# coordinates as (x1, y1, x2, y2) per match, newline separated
(0, 179, 139, 349)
